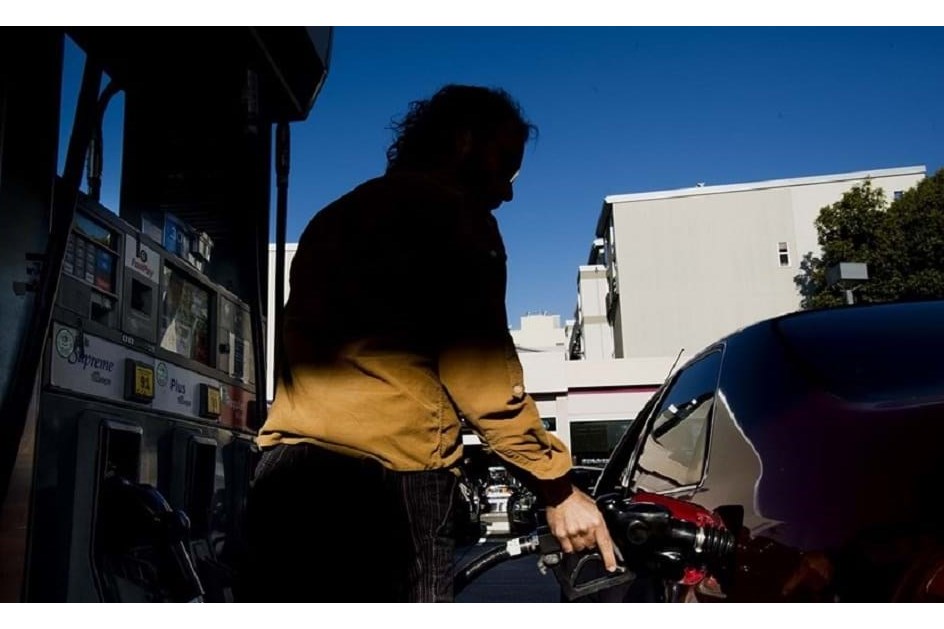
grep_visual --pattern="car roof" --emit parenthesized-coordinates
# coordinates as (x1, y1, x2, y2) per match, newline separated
(676, 299, 944, 405)
(740, 298, 944, 338)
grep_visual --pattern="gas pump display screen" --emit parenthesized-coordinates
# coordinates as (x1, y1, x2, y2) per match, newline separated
(159, 264, 212, 366)
(75, 213, 115, 249)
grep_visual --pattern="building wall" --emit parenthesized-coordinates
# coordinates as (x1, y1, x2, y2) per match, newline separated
(509, 313, 567, 353)
(612, 186, 799, 358)
(603, 166, 925, 359)
(573, 265, 614, 360)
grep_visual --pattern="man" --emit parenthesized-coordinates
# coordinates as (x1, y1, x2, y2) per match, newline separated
(247, 84, 616, 602)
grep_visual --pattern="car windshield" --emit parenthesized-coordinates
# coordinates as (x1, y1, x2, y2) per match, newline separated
(775, 302, 944, 405)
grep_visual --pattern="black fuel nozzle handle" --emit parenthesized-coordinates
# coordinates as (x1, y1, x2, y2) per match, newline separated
(98, 475, 205, 602)
(455, 493, 735, 600)
(535, 528, 636, 600)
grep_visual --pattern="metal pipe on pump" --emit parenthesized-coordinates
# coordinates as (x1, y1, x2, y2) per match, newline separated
(0, 56, 103, 507)
(273, 121, 290, 388)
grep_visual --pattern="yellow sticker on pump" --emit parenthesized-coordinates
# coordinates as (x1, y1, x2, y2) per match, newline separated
(206, 386, 221, 415)
(134, 364, 155, 399)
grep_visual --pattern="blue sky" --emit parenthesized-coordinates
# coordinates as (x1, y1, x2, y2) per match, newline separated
(67, 27, 944, 324)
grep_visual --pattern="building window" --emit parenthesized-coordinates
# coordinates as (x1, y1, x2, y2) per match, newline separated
(541, 417, 557, 431)
(606, 222, 618, 280)
(893, 190, 903, 201)
(568, 325, 583, 361)
(606, 291, 619, 324)
(778, 242, 790, 267)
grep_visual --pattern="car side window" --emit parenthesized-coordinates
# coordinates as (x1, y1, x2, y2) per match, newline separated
(632, 350, 723, 493)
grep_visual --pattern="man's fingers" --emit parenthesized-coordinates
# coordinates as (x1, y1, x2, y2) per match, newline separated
(557, 536, 575, 554)
(546, 488, 617, 566)
(595, 529, 618, 572)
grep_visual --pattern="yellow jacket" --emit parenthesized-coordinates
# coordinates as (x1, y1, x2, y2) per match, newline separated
(258, 171, 572, 500)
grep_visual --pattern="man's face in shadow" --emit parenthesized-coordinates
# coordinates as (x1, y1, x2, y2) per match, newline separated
(456, 123, 526, 213)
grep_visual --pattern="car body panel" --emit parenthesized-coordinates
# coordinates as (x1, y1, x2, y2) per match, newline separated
(599, 300, 944, 601)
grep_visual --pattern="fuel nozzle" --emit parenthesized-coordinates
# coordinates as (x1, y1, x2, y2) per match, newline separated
(598, 492, 735, 585)
(96, 474, 205, 602)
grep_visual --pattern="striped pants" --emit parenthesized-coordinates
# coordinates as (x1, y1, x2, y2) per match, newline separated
(245, 442, 458, 602)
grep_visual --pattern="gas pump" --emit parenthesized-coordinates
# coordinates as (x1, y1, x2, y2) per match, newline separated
(0, 28, 332, 602)
(32, 196, 261, 601)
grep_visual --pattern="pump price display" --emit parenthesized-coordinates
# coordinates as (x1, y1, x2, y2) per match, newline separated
(135, 365, 155, 398)
(124, 358, 155, 403)
(206, 387, 221, 415)
(199, 383, 222, 419)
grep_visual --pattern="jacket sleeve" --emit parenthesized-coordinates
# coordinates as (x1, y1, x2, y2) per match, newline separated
(438, 332, 574, 504)
(433, 209, 574, 504)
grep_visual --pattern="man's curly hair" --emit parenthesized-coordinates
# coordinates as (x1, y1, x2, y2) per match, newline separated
(386, 84, 537, 173)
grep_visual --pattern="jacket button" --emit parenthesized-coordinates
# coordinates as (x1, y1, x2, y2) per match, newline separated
(512, 384, 524, 398)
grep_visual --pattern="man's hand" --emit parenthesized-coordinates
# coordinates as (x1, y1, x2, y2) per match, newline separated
(545, 487, 618, 572)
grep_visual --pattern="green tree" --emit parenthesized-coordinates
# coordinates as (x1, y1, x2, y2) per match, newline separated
(794, 179, 890, 309)
(795, 169, 944, 308)
(884, 169, 944, 300)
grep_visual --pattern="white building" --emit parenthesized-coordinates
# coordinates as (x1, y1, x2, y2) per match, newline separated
(555, 165, 926, 462)
(574, 165, 927, 360)
(509, 313, 569, 353)
(569, 239, 616, 361)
